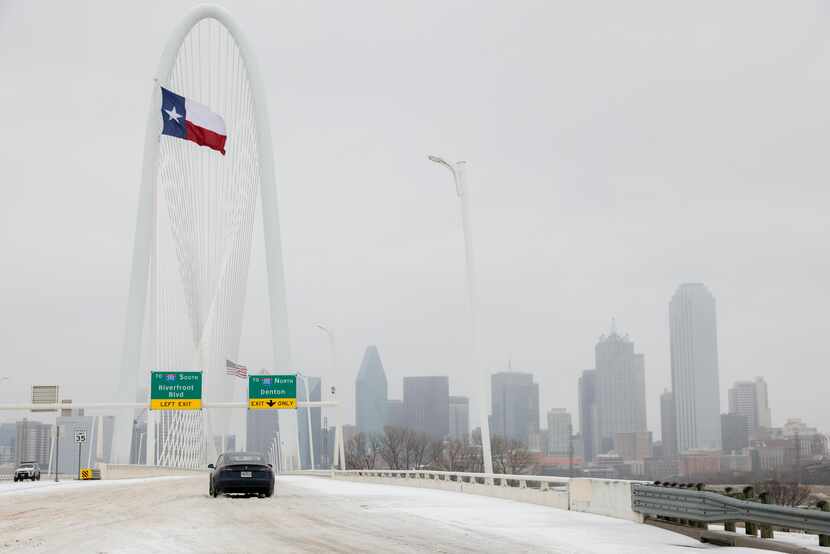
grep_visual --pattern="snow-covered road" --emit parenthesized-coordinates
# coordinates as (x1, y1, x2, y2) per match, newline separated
(0, 475, 761, 553)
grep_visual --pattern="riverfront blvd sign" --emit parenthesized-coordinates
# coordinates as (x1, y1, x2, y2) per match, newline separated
(150, 371, 203, 410)
(248, 374, 296, 409)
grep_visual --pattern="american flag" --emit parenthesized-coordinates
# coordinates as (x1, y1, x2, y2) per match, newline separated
(225, 359, 247, 379)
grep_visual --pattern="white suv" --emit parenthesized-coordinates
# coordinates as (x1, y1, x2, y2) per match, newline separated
(13, 462, 41, 482)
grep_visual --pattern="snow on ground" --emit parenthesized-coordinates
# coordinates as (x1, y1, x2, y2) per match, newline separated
(0, 474, 765, 553)
(0, 475, 193, 496)
(710, 524, 830, 552)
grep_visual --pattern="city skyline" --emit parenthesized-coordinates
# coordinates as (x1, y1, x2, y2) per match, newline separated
(2, 2, 829, 445)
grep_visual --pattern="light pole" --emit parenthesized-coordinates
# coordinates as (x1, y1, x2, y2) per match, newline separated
(315, 323, 345, 470)
(428, 155, 494, 475)
(295, 370, 315, 470)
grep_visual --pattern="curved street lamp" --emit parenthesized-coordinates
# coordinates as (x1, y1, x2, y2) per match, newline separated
(428, 155, 493, 476)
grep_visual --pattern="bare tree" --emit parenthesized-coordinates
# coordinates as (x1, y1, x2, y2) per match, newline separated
(406, 432, 431, 469)
(364, 433, 383, 469)
(756, 480, 812, 507)
(427, 439, 445, 469)
(503, 439, 533, 475)
(345, 432, 367, 469)
(380, 426, 408, 469)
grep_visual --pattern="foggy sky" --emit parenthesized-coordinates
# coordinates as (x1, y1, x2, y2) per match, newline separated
(1, 1, 829, 439)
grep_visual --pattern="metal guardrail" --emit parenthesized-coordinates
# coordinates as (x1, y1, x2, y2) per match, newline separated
(631, 483, 830, 536)
(334, 469, 569, 490)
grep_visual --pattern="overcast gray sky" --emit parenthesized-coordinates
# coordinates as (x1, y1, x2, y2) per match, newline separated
(1, 1, 829, 439)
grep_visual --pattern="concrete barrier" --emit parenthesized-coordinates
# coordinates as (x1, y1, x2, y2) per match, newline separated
(333, 470, 569, 510)
(331, 470, 644, 521)
(99, 463, 209, 480)
(568, 478, 644, 523)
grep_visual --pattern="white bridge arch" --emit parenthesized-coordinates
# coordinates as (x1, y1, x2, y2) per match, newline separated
(116, 5, 291, 467)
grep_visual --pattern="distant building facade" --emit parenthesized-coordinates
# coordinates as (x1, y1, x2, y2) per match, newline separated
(15, 420, 51, 468)
(403, 376, 450, 439)
(595, 330, 647, 454)
(670, 283, 722, 452)
(721, 413, 749, 453)
(728, 378, 771, 438)
(614, 431, 653, 461)
(491, 371, 540, 445)
(247, 369, 280, 458)
(385, 399, 405, 429)
(660, 390, 677, 458)
(355, 346, 388, 435)
(578, 369, 598, 462)
(448, 396, 469, 443)
(546, 409, 571, 455)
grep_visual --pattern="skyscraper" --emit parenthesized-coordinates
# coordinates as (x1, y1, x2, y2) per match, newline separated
(578, 369, 598, 462)
(721, 413, 749, 453)
(297, 376, 322, 469)
(491, 371, 540, 445)
(546, 408, 571, 455)
(670, 283, 722, 452)
(728, 377, 771, 438)
(355, 346, 388, 435)
(385, 399, 405, 428)
(595, 330, 647, 454)
(247, 369, 280, 459)
(15, 419, 51, 468)
(449, 396, 470, 443)
(403, 376, 450, 439)
(660, 390, 678, 457)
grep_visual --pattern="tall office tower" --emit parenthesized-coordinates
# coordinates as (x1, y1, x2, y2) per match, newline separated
(450, 396, 470, 443)
(403, 376, 450, 439)
(546, 408, 572, 455)
(385, 399, 405, 429)
(449, 396, 470, 443)
(728, 377, 772, 439)
(297, 376, 322, 469)
(15, 419, 51, 468)
(754, 377, 771, 429)
(246, 407, 279, 457)
(670, 283, 722, 452)
(729, 380, 759, 437)
(595, 330, 647, 454)
(579, 369, 598, 462)
(660, 390, 678, 457)
(491, 371, 540, 445)
(720, 413, 749, 453)
(355, 346, 388, 435)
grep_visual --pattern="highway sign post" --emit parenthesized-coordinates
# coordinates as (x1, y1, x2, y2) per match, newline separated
(74, 430, 86, 480)
(150, 371, 202, 410)
(248, 375, 296, 409)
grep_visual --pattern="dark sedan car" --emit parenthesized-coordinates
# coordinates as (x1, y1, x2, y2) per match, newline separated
(209, 452, 274, 498)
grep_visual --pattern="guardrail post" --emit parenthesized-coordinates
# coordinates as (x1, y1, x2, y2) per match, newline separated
(723, 487, 736, 532)
(818, 500, 830, 547)
(758, 492, 774, 539)
(743, 486, 758, 537)
(695, 484, 708, 530)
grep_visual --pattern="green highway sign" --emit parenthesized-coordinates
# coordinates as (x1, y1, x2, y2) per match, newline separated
(248, 374, 297, 409)
(150, 371, 203, 410)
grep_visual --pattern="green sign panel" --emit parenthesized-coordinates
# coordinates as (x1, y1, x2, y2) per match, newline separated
(150, 371, 203, 410)
(248, 374, 297, 409)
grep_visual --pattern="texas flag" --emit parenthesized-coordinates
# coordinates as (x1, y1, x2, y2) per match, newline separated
(160, 86, 227, 155)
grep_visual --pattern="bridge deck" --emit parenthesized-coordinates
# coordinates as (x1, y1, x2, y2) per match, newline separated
(0, 475, 759, 553)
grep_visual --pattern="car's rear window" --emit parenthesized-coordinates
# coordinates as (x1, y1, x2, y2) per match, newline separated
(224, 453, 266, 464)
